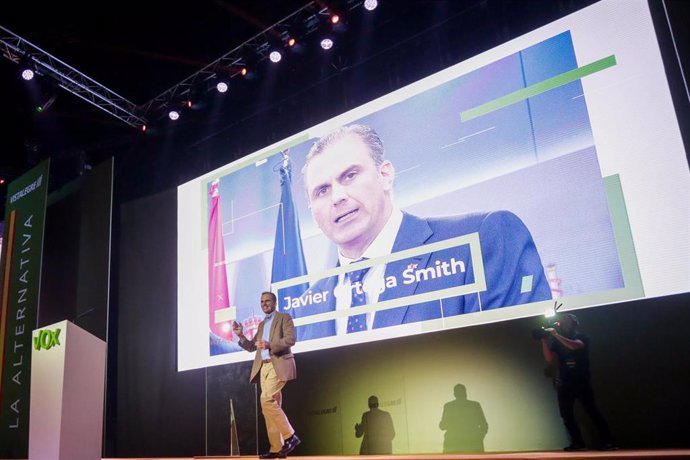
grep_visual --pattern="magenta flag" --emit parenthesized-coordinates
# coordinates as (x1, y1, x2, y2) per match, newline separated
(208, 179, 232, 340)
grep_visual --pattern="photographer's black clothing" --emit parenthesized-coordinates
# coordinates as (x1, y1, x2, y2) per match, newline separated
(549, 333, 613, 448)
(551, 332, 591, 384)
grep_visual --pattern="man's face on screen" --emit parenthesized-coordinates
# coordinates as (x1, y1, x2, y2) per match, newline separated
(304, 134, 394, 259)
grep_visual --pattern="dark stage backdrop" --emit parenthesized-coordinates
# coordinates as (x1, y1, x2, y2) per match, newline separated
(114, 189, 206, 456)
(38, 158, 113, 340)
(115, 190, 690, 456)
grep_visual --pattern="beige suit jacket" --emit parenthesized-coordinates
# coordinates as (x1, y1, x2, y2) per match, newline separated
(239, 311, 297, 383)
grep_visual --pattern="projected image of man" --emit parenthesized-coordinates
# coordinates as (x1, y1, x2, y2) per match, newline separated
(294, 124, 552, 339)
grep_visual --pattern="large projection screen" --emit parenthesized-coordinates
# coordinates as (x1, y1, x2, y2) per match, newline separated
(178, 0, 689, 371)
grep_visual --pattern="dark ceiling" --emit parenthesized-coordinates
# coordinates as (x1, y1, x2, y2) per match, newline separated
(1, 1, 317, 177)
(1, 0, 688, 211)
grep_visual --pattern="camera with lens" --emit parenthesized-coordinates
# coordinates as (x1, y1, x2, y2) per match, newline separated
(531, 301, 564, 340)
(531, 322, 558, 340)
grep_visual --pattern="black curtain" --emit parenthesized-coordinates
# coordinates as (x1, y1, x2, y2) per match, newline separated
(113, 189, 205, 456)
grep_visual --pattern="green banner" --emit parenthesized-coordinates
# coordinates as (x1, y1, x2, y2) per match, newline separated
(0, 160, 50, 457)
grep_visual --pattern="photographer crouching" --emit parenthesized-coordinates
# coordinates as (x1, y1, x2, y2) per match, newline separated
(537, 313, 619, 452)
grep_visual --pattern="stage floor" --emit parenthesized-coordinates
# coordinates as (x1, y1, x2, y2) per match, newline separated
(101, 449, 690, 460)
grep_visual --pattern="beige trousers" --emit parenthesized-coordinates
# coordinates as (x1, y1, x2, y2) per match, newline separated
(260, 361, 294, 452)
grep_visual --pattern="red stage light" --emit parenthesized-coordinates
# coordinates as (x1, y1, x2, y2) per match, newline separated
(330, 14, 340, 25)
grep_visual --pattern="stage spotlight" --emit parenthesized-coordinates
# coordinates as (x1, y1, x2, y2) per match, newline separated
(216, 81, 228, 93)
(364, 0, 378, 11)
(269, 50, 282, 63)
(21, 68, 35, 81)
(184, 84, 207, 109)
(141, 124, 147, 133)
(328, 10, 347, 33)
(35, 93, 57, 113)
(238, 58, 258, 79)
(320, 38, 334, 50)
(19, 54, 36, 81)
(168, 110, 180, 121)
(283, 30, 306, 54)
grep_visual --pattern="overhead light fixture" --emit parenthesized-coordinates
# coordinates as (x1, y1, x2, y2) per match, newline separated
(19, 54, 35, 80)
(320, 38, 334, 50)
(216, 81, 228, 93)
(239, 60, 258, 80)
(328, 9, 347, 33)
(239, 65, 258, 79)
(281, 28, 305, 54)
(278, 29, 297, 49)
(35, 93, 57, 113)
(21, 68, 35, 81)
(364, 0, 378, 11)
(239, 51, 261, 79)
(168, 110, 180, 121)
(269, 50, 282, 63)
(184, 85, 206, 110)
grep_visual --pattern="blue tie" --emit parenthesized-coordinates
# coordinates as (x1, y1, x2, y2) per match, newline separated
(346, 261, 370, 333)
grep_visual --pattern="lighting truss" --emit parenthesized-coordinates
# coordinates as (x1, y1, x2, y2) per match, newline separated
(0, 0, 367, 130)
(138, 1, 332, 122)
(0, 25, 147, 130)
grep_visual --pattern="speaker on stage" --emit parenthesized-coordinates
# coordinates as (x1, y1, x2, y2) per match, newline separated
(29, 320, 106, 460)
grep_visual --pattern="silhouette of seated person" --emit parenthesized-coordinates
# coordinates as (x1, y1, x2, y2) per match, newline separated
(439, 384, 488, 452)
(354, 395, 395, 454)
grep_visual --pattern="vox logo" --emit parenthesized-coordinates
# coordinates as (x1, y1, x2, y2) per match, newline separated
(34, 328, 62, 351)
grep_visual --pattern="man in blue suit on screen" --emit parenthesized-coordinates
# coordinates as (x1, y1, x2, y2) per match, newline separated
(292, 124, 551, 340)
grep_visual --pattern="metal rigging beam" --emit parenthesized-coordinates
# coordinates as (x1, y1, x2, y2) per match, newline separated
(1, 0, 356, 130)
(138, 1, 326, 122)
(0, 24, 147, 130)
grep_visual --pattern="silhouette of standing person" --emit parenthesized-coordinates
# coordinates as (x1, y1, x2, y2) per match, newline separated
(439, 384, 488, 452)
(355, 396, 395, 454)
